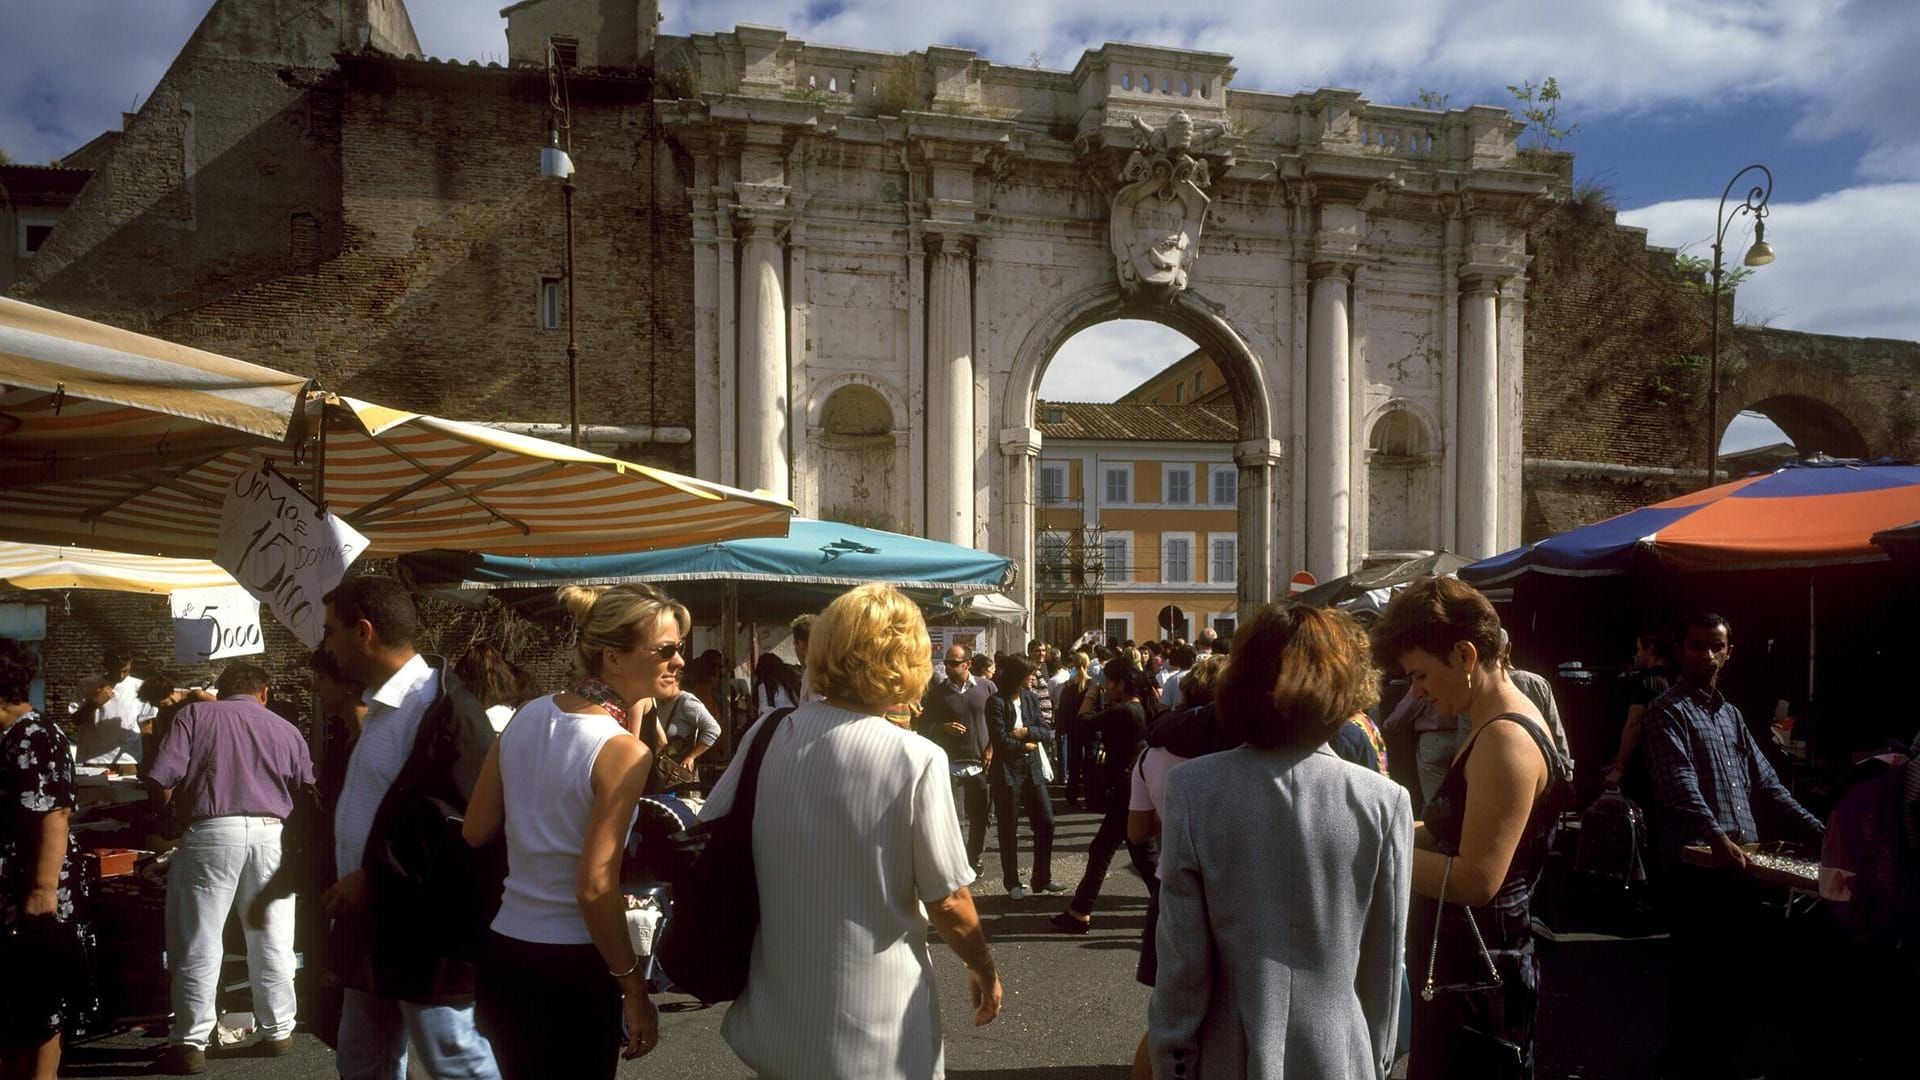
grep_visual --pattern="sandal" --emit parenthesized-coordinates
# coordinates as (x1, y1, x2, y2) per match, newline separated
(1049, 910, 1091, 935)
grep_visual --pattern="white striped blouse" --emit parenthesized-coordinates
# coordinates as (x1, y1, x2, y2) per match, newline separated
(701, 701, 976, 1079)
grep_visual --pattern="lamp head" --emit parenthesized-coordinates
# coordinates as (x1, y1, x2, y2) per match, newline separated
(540, 125, 574, 180)
(1742, 220, 1775, 267)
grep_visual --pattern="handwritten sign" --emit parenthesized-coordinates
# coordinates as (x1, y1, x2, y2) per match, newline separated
(170, 585, 264, 663)
(214, 457, 368, 647)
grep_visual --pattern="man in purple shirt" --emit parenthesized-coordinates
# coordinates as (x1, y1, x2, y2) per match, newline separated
(148, 661, 314, 1074)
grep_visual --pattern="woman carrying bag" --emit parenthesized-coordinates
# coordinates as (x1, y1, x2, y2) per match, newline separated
(1372, 577, 1573, 1080)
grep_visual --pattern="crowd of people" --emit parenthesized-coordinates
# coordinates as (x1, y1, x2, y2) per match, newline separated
(0, 569, 1906, 1079)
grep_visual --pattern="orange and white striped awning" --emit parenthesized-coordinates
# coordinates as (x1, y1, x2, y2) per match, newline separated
(0, 298, 793, 558)
(0, 541, 238, 594)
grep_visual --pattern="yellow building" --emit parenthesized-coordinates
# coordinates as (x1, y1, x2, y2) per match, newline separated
(1033, 401, 1240, 648)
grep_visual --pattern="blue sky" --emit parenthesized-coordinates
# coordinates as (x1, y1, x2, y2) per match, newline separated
(5, 1, 1915, 452)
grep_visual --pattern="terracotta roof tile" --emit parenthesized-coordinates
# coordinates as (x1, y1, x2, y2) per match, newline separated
(1034, 401, 1238, 441)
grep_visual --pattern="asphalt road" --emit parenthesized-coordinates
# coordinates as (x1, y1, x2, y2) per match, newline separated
(63, 801, 1691, 1079)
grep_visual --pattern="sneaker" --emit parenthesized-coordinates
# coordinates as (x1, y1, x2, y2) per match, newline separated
(258, 1036, 295, 1057)
(159, 1045, 207, 1075)
(1008, 886, 1028, 901)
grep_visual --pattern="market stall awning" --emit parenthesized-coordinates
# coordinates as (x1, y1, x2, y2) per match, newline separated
(1295, 550, 1473, 609)
(398, 518, 1013, 620)
(1462, 459, 1920, 586)
(0, 541, 237, 594)
(1, 298, 794, 558)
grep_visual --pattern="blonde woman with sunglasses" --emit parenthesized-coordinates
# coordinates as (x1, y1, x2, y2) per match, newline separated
(463, 583, 689, 1078)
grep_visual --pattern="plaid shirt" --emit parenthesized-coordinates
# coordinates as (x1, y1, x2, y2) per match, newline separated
(1642, 679, 1824, 865)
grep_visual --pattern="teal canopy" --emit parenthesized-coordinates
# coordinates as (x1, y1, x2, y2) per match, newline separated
(397, 518, 1015, 621)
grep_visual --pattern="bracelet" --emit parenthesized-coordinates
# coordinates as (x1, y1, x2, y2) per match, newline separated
(609, 956, 643, 979)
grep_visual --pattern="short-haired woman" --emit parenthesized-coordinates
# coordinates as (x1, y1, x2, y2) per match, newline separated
(1149, 605, 1410, 1079)
(1050, 655, 1153, 933)
(0, 637, 95, 1080)
(462, 584, 680, 1079)
(1371, 577, 1573, 1080)
(705, 583, 1001, 1079)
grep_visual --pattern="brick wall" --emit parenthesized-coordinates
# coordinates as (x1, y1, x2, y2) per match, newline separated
(15, 54, 696, 473)
(1522, 201, 1725, 538)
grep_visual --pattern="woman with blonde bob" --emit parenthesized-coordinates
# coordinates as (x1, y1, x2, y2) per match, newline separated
(463, 583, 686, 1078)
(703, 584, 1002, 1079)
(1149, 603, 1411, 1080)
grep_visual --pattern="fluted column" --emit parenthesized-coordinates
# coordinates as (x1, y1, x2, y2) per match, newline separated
(1235, 438, 1284, 618)
(1000, 426, 1043, 637)
(1307, 263, 1353, 579)
(927, 234, 975, 546)
(737, 216, 790, 498)
(1457, 276, 1501, 556)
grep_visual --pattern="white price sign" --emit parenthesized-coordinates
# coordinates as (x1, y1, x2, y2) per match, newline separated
(170, 585, 264, 663)
(214, 457, 369, 647)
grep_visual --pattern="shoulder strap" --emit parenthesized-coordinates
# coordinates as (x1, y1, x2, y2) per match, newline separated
(732, 707, 795, 822)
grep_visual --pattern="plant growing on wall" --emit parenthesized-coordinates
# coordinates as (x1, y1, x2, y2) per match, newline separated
(1507, 77, 1577, 149)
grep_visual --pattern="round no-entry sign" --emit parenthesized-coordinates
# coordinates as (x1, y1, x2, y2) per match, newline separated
(1288, 570, 1317, 594)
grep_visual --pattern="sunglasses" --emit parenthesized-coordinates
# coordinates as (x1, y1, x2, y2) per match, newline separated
(646, 640, 687, 661)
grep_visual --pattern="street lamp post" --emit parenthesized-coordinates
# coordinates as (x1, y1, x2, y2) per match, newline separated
(1705, 163, 1776, 485)
(542, 46, 580, 446)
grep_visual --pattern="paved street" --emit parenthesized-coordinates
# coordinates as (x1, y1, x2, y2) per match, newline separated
(60, 801, 1673, 1079)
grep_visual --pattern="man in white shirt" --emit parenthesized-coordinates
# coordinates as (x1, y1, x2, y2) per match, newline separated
(320, 577, 499, 1080)
(73, 649, 155, 765)
(1156, 643, 1194, 712)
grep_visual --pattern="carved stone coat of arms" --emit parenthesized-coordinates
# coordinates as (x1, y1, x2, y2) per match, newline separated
(1109, 111, 1221, 304)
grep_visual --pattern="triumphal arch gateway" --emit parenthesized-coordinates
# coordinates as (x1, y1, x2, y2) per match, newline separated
(662, 27, 1554, 619)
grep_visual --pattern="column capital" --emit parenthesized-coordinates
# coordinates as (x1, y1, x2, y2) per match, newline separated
(1234, 438, 1284, 468)
(925, 229, 980, 257)
(1458, 264, 1514, 293)
(1000, 426, 1043, 457)
(1308, 261, 1355, 282)
(736, 207, 791, 243)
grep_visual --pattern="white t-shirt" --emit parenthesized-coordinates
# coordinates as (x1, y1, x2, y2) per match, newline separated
(1128, 746, 1191, 879)
(485, 704, 515, 733)
(75, 675, 155, 764)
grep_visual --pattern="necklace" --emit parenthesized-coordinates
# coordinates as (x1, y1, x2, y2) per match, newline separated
(573, 677, 629, 726)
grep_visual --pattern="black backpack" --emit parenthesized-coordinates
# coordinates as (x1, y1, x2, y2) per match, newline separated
(655, 707, 793, 1003)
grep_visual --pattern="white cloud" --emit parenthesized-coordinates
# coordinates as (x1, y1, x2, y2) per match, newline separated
(1039, 320, 1198, 402)
(1617, 182, 1920, 342)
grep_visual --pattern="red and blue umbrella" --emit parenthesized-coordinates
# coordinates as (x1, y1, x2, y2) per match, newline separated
(1463, 459, 1920, 586)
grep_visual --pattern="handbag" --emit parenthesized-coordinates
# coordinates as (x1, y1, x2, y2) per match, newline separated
(655, 707, 794, 1004)
(1422, 857, 1526, 1080)
(1035, 744, 1055, 783)
(646, 696, 700, 790)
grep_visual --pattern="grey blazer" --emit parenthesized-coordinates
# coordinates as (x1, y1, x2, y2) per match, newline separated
(1149, 745, 1411, 1080)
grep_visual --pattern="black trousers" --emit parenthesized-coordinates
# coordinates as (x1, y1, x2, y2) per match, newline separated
(476, 932, 621, 1080)
(951, 771, 991, 869)
(1069, 789, 1155, 916)
(992, 778, 1056, 889)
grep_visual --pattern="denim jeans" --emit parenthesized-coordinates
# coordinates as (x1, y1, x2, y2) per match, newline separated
(164, 815, 295, 1049)
(336, 988, 500, 1080)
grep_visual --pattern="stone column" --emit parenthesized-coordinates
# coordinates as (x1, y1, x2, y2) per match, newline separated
(737, 215, 790, 499)
(1234, 438, 1284, 619)
(1307, 263, 1353, 579)
(1457, 276, 1501, 556)
(926, 234, 975, 546)
(1000, 426, 1043, 638)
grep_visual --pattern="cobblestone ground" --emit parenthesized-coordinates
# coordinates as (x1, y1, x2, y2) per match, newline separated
(61, 800, 1680, 1079)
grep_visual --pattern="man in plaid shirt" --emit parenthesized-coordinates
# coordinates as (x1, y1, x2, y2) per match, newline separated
(1643, 612, 1824, 1079)
(1643, 613, 1824, 867)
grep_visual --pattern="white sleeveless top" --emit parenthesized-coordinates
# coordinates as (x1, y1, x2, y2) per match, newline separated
(491, 695, 631, 945)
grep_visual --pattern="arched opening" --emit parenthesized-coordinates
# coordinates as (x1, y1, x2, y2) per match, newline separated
(1720, 394, 1868, 475)
(814, 383, 901, 532)
(1365, 407, 1439, 554)
(1008, 290, 1276, 649)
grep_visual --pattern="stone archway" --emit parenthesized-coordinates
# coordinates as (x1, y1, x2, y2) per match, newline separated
(1734, 394, 1869, 460)
(1000, 282, 1281, 623)
(666, 30, 1554, 639)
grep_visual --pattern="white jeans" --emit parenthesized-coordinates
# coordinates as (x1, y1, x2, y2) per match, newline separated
(165, 815, 296, 1049)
